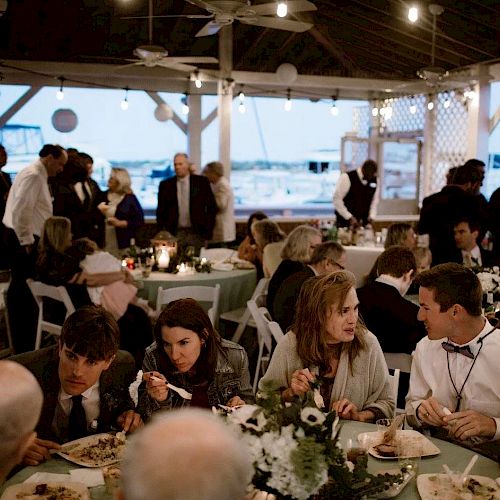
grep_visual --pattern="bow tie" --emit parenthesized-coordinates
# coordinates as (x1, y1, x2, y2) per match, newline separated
(441, 341, 475, 359)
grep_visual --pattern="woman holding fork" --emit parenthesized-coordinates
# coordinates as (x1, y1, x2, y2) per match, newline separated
(138, 298, 254, 421)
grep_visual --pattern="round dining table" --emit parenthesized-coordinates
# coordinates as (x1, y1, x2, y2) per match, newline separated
(136, 268, 257, 313)
(2, 420, 498, 500)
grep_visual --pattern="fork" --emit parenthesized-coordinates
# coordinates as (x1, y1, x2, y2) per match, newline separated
(150, 375, 192, 400)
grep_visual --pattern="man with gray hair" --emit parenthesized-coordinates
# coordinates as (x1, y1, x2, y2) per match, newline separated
(0, 360, 43, 483)
(119, 408, 252, 500)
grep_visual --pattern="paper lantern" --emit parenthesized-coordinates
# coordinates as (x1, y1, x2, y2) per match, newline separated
(276, 63, 298, 84)
(154, 103, 174, 122)
(51, 109, 78, 133)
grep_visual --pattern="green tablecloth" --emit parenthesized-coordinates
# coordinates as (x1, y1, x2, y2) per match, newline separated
(3, 421, 498, 500)
(137, 268, 257, 313)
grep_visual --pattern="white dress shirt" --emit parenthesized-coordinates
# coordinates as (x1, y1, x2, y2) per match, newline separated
(332, 167, 379, 221)
(210, 176, 235, 243)
(461, 245, 482, 267)
(2, 159, 52, 245)
(406, 320, 500, 442)
(176, 175, 191, 228)
(59, 381, 101, 429)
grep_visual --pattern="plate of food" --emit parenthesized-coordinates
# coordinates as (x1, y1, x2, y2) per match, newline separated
(373, 468, 415, 499)
(417, 473, 500, 499)
(0, 482, 89, 500)
(358, 430, 440, 459)
(56, 433, 126, 467)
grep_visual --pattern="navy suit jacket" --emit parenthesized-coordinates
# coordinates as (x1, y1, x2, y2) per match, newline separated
(12, 346, 136, 443)
(156, 175, 217, 240)
(106, 192, 144, 249)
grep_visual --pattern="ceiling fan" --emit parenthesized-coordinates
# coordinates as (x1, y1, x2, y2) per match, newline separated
(119, 0, 218, 71)
(129, 0, 317, 38)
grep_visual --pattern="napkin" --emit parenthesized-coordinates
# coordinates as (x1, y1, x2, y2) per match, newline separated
(70, 468, 105, 487)
(24, 472, 71, 483)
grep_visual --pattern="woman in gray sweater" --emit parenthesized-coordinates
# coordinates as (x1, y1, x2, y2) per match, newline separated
(259, 271, 394, 421)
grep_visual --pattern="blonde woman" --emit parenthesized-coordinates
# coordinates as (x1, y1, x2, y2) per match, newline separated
(98, 168, 144, 256)
(251, 219, 286, 277)
(260, 271, 393, 420)
(266, 224, 322, 316)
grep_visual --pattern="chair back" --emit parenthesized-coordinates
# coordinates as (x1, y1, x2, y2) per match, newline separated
(27, 279, 76, 350)
(388, 368, 401, 409)
(383, 352, 412, 373)
(231, 277, 270, 343)
(156, 284, 221, 326)
(247, 299, 284, 392)
(199, 248, 235, 262)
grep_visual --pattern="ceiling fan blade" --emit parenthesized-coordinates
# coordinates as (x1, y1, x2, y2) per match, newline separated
(122, 14, 213, 19)
(164, 56, 218, 64)
(111, 62, 146, 71)
(195, 21, 224, 37)
(185, 0, 223, 14)
(241, 16, 312, 32)
(249, 0, 317, 16)
(156, 60, 198, 72)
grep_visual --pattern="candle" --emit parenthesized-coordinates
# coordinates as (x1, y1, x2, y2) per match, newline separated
(158, 248, 170, 269)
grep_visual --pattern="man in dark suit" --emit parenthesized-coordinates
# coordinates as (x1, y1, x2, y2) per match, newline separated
(156, 153, 217, 254)
(273, 241, 346, 332)
(418, 164, 485, 266)
(12, 305, 142, 466)
(453, 216, 495, 268)
(357, 246, 426, 355)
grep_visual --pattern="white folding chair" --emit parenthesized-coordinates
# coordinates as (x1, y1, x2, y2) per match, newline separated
(0, 273, 13, 358)
(224, 277, 270, 343)
(387, 368, 401, 411)
(156, 284, 221, 327)
(27, 279, 76, 350)
(247, 299, 284, 392)
(199, 248, 235, 262)
(384, 352, 413, 415)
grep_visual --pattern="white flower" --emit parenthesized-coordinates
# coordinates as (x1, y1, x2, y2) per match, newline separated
(477, 272, 499, 293)
(228, 405, 267, 431)
(301, 407, 326, 426)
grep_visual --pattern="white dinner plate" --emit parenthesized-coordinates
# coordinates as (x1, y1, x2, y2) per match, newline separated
(56, 433, 125, 468)
(417, 473, 500, 499)
(358, 430, 440, 459)
(1, 482, 89, 500)
(211, 262, 234, 271)
(374, 468, 415, 499)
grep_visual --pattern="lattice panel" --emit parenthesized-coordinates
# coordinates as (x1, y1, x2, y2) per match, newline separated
(352, 105, 370, 138)
(430, 91, 469, 192)
(383, 95, 425, 133)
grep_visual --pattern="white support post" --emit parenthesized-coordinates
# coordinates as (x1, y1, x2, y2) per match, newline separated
(422, 95, 436, 197)
(466, 67, 491, 162)
(188, 94, 202, 170)
(218, 25, 233, 179)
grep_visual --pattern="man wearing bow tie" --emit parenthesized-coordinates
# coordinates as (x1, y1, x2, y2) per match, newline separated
(405, 263, 500, 454)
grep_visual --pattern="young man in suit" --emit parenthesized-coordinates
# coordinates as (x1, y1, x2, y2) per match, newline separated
(156, 153, 217, 254)
(453, 216, 495, 268)
(13, 305, 143, 466)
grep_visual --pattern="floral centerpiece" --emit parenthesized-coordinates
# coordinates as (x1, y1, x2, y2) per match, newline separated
(219, 383, 401, 500)
(473, 266, 500, 311)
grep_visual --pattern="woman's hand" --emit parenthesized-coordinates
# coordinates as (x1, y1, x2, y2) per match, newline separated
(226, 396, 245, 407)
(332, 399, 359, 420)
(283, 368, 315, 401)
(143, 371, 169, 402)
(97, 202, 109, 215)
(107, 216, 127, 228)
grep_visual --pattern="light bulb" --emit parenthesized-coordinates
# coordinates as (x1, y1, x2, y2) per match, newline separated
(330, 105, 339, 116)
(238, 91, 245, 101)
(409, 104, 417, 114)
(277, 1, 287, 17)
(238, 102, 246, 114)
(195, 78, 202, 89)
(385, 106, 393, 119)
(443, 98, 451, 109)
(56, 89, 64, 101)
(408, 7, 418, 23)
(427, 101, 434, 111)
(371, 107, 379, 117)
(379, 107, 386, 117)
(284, 98, 292, 111)
(182, 103, 190, 115)
(120, 99, 129, 110)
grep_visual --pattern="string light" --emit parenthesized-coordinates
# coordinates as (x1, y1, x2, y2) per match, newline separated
(427, 95, 434, 111)
(238, 87, 246, 114)
(276, 1, 287, 17)
(371, 102, 379, 117)
(408, 6, 418, 23)
(120, 87, 129, 110)
(284, 88, 292, 111)
(193, 70, 202, 89)
(384, 99, 393, 119)
(181, 92, 189, 115)
(409, 95, 416, 114)
(330, 96, 339, 116)
(443, 91, 451, 109)
(56, 77, 65, 101)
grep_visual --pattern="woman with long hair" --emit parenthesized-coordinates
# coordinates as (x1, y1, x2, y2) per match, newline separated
(260, 271, 393, 421)
(251, 218, 286, 277)
(139, 298, 254, 420)
(98, 167, 144, 256)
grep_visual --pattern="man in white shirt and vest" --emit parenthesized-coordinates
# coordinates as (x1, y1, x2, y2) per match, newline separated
(333, 159, 378, 228)
(406, 263, 500, 457)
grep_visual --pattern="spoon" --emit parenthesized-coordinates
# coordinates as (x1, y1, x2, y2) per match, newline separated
(150, 375, 192, 400)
